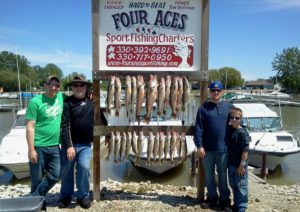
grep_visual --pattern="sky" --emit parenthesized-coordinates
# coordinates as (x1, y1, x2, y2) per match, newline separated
(0, 0, 299, 81)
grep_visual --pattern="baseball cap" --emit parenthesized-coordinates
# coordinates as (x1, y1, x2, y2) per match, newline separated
(209, 81, 223, 90)
(47, 75, 60, 84)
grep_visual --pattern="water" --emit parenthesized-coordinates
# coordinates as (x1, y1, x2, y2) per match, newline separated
(1, 99, 300, 186)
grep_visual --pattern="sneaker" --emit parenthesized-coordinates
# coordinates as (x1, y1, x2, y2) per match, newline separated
(41, 200, 47, 211)
(218, 199, 231, 210)
(58, 197, 72, 208)
(77, 198, 91, 209)
(201, 196, 218, 209)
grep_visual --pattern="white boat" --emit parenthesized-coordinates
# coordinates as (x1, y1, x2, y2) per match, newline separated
(128, 118, 196, 174)
(0, 108, 29, 179)
(250, 90, 291, 100)
(233, 103, 300, 171)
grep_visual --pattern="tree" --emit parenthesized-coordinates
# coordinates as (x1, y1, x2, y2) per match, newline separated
(272, 47, 300, 93)
(208, 67, 244, 89)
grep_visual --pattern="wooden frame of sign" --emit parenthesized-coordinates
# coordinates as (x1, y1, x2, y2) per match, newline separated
(91, 0, 209, 201)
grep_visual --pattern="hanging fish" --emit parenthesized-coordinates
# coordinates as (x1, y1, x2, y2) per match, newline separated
(105, 131, 114, 161)
(163, 75, 171, 116)
(145, 75, 158, 124)
(170, 76, 178, 119)
(106, 76, 115, 113)
(125, 75, 132, 117)
(114, 131, 121, 163)
(114, 77, 121, 116)
(147, 132, 154, 166)
(136, 75, 145, 121)
(157, 77, 165, 117)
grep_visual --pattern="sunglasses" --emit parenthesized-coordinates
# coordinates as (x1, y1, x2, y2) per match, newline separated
(210, 89, 221, 93)
(72, 83, 86, 87)
(46, 82, 60, 88)
(230, 116, 241, 120)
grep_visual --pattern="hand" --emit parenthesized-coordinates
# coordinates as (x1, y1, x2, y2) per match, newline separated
(28, 149, 38, 164)
(197, 147, 206, 159)
(67, 147, 76, 161)
(237, 165, 245, 176)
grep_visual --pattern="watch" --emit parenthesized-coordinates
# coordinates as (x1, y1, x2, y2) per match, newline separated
(240, 161, 246, 166)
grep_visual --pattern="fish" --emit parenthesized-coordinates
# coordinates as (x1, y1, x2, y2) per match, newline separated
(114, 131, 121, 163)
(182, 76, 190, 112)
(153, 132, 159, 164)
(105, 131, 114, 160)
(157, 77, 165, 116)
(170, 131, 177, 166)
(106, 76, 115, 113)
(170, 76, 178, 119)
(114, 77, 122, 116)
(145, 75, 158, 124)
(176, 77, 183, 112)
(163, 75, 171, 115)
(131, 130, 138, 155)
(180, 132, 188, 161)
(177, 132, 182, 161)
(126, 131, 132, 160)
(147, 132, 154, 166)
(125, 75, 132, 117)
(119, 131, 127, 162)
(131, 76, 137, 115)
(164, 132, 171, 160)
(136, 75, 145, 121)
(158, 132, 165, 163)
(136, 131, 144, 166)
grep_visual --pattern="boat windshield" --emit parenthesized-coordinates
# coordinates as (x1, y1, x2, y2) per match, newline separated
(243, 117, 282, 132)
(14, 115, 26, 127)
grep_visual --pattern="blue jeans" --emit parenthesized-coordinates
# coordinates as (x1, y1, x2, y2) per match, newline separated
(60, 143, 92, 200)
(202, 151, 230, 201)
(29, 145, 61, 196)
(228, 164, 248, 211)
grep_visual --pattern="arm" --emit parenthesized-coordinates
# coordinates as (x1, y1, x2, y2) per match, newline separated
(26, 120, 38, 163)
(237, 151, 248, 176)
(61, 100, 75, 160)
(194, 107, 205, 158)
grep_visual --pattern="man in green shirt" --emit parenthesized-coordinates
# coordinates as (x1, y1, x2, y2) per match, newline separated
(26, 76, 64, 210)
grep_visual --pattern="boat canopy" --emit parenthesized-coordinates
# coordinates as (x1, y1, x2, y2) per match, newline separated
(233, 103, 278, 118)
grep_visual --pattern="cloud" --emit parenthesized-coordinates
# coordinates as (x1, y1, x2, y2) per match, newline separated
(262, 0, 300, 11)
(0, 43, 92, 78)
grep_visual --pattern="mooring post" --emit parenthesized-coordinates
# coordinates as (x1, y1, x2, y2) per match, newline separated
(261, 152, 267, 181)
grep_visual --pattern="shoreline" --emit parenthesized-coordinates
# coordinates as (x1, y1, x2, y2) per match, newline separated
(1, 179, 300, 211)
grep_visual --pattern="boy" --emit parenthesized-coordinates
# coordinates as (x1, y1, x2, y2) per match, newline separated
(227, 107, 250, 212)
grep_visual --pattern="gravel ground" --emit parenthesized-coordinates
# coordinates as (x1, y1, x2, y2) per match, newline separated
(1, 179, 300, 211)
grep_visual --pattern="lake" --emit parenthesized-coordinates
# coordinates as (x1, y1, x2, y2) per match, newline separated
(1, 98, 300, 186)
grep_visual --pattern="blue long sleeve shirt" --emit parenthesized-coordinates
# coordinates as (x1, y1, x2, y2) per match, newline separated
(194, 101, 233, 152)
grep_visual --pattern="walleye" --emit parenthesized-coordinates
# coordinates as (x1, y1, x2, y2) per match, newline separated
(136, 75, 145, 121)
(105, 131, 114, 160)
(106, 76, 115, 113)
(114, 77, 121, 116)
(153, 132, 159, 164)
(131, 131, 138, 155)
(180, 132, 188, 161)
(119, 131, 126, 162)
(163, 75, 171, 115)
(125, 75, 132, 117)
(177, 77, 183, 112)
(145, 75, 158, 124)
(136, 131, 144, 166)
(114, 131, 121, 163)
(158, 132, 165, 163)
(170, 131, 177, 166)
(126, 131, 132, 161)
(147, 132, 154, 166)
(164, 132, 171, 160)
(170, 76, 178, 119)
(131, 76, 137, 117)
(157, 77, 165, 116)
(182, 76, 190, 112)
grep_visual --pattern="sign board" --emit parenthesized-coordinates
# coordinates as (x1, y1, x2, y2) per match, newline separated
(98, 0, 202, 71)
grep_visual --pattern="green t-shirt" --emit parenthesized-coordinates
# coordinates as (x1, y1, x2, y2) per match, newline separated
(25, 92, 64, 147)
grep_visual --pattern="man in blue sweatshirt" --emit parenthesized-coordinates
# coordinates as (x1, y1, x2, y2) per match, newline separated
(194, 81, 232, 210)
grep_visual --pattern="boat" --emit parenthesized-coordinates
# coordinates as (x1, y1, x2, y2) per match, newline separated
(128, 118, 196, 174)
(0, 108, 29, 179)
(233, 103, 300, 171)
